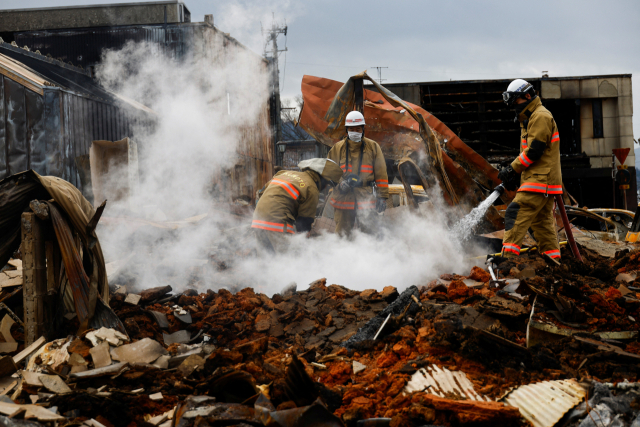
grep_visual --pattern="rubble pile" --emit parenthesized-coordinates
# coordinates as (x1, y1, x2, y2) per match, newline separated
(0, 244, 639, 426)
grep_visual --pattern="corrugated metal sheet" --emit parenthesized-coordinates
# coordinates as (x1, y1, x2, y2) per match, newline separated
(501, 379, 586, 427)
(404, 364, 492, 401)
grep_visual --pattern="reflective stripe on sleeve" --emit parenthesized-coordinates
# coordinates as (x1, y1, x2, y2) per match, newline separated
(521, 139, 527, 149)
(271, 179, 300, 200)
(502, 243, 521, 255)
(375, 179, 388, 188)
(251, 220, 295, 234)
(519, 152, 533, 167)
(544, 249, 561, 258)
(551, 132, 560, 143)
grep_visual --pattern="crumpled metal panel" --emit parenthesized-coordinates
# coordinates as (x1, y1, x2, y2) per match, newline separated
(501, 379, 586, 427)
(404, 364, 492, 401)
(299, 75, 506, 230)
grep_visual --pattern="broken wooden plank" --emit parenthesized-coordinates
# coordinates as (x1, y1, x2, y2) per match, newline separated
(13, 336, 46, 364)
(69, 362, 128, 379)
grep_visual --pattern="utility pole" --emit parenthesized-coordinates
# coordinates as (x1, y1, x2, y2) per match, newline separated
(262, 15, 287, 163)
(371, 66, 388, 84)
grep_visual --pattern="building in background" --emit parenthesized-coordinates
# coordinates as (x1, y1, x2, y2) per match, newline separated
(0, 1, 275, 204)
(377, 75, 635, 209)
(0, 41, 151, 200)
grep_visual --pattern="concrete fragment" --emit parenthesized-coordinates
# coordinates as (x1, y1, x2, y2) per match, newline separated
(93, 327, 129, 346)
(169, 348, 204, 369)
(152, 355, 170, 369)
(70, 365, 88, 374)
(176, 355, 205, 377)
(110, 338, 167, 364)
(20, 371, 43, 387)
(125, 293, 141, 305)
(148, 311, 170, 329)
(89, 342, 111, 369)
(39, 375, 72, 394)
(69, 353, 87, 366)
(163, 330, 190, 345)
(616, 272, 636, 283)
(149, 392, 163, 401)
(174, 310, 192, 324)
(353, 361, 366, 374)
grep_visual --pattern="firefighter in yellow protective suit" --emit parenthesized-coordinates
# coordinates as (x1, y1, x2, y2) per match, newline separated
(497, 79, 562, 261)
(327, 111, 389, 236)
(252, 158, 343, 253)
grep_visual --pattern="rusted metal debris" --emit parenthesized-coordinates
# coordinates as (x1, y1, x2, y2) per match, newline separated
(0, 241, 635, 425)
(299, 74, 506, 231)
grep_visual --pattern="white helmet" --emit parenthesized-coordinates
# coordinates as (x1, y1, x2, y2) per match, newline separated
(502, 79, 536, 106)
(345, 110, 365, 127)
(298, 158, 343, 184)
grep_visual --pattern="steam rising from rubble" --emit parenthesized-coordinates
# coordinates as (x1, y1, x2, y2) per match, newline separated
(94, 41, 477, 297)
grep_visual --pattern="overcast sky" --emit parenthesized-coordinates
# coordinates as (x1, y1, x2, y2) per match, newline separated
(8, 0, 640, 141)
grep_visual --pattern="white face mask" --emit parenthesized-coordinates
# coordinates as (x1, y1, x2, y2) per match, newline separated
(348, 131, 362, 142)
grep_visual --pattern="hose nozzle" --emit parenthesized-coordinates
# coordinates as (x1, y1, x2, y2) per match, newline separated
(493, 183, 506, 195)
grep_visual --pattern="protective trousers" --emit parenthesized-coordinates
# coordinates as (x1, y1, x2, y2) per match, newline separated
(254, 229, 291, 254)
(334, 209, 379, 237)
(502, 192, 560, 259)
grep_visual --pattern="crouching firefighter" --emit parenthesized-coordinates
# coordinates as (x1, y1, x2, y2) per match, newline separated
(327, 110, 389, 237)
(497, 79, 563, 261)
(252, 158, 343, 253)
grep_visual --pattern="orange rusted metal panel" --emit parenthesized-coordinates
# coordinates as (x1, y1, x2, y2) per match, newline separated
(299, 75, 507, 230)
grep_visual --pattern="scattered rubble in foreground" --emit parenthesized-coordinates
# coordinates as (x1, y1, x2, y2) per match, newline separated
(0, 244, 640, 426)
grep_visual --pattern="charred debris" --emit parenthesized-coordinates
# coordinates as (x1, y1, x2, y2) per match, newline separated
(0, 169, 638, 426)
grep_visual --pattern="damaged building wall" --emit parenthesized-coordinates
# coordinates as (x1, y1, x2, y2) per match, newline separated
(7, 18, 274, 204)
(377, 74, 636, 209)
(0, 43, 144, 197)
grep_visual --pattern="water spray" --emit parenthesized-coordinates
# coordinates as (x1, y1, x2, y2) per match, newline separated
(450, 184, 505, 242)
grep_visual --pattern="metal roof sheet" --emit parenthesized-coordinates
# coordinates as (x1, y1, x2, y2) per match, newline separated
(501, 379, 586, 427)
(404, 364, 492, 401)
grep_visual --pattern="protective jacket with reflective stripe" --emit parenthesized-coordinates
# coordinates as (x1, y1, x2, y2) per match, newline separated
(327, 136, 389, 210)
(510, 97, 563, 195)
(252, 170, 320, 233)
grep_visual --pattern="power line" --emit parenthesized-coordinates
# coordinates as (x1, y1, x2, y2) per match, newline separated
(285, 61, 526, 76)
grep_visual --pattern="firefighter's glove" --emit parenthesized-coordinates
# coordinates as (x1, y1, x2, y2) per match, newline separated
(497, 165, 519, 191)
(338, 173, 362, 193)
(376, 198, 387, 213)
(344, 173, 362, 188)
(337, 180, 351, 194)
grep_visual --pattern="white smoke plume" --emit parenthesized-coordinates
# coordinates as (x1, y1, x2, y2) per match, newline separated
(93, 33, 485, 297)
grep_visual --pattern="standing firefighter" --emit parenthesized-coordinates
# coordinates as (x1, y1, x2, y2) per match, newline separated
(497, 79, 562, 261)
(327, 111, 389, 236)
(252, 158, 343, 253)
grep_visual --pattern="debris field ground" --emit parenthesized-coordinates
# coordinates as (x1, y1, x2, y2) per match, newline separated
(1, 242, 640, 426)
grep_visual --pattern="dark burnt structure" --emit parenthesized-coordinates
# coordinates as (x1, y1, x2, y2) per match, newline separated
(0, 1, 275, 204)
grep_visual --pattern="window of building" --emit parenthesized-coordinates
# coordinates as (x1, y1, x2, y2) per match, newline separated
(592, 99, 604, 138)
